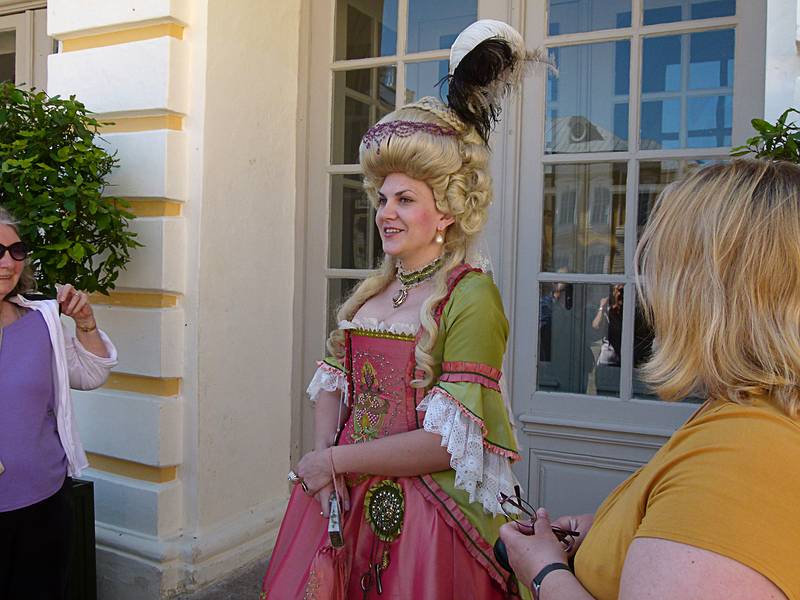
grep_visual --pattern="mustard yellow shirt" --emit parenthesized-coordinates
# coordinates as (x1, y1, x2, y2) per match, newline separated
(574, 398, 800, 600)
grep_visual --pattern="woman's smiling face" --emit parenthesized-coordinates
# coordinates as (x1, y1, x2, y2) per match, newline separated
(376, 173, 454, 270)
(0, 224, 24, 299)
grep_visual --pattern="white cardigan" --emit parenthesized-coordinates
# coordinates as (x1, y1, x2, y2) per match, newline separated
(9, 295, 118, 477)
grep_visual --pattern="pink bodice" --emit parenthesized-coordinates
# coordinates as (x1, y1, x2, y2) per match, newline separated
(340, 329, 423, 446)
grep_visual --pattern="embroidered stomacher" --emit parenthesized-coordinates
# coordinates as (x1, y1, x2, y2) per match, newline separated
(418, 387, 520, 515)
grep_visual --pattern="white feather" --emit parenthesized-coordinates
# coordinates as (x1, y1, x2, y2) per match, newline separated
(449, 19, 526, 75)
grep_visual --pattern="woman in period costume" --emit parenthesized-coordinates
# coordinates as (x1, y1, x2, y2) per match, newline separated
(262, 19, 548, 600)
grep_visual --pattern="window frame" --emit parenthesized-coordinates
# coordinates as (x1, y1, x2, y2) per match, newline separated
(511, 0, 767, 422)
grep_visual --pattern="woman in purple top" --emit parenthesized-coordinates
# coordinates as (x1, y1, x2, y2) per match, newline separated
(0, 207, 118, 600)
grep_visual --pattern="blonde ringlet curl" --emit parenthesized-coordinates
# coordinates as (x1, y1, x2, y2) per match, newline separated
(326, 101, 493, 388)
(635, 159, 800, 417)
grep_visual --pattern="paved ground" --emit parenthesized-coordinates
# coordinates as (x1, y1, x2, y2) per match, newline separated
(176, 555, 269, 599)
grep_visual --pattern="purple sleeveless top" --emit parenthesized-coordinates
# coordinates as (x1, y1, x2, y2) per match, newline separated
(0, 309, 67, 511)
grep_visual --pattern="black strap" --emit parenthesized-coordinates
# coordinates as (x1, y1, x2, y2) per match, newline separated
(531, 562, 571, 598)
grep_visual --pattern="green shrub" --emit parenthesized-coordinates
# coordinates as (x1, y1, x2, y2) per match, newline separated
(0, 82, 140, 295)
(731, 108, 800, 162)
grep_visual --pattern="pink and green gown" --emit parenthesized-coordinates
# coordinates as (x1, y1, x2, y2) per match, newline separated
(262, 265, 530, 599)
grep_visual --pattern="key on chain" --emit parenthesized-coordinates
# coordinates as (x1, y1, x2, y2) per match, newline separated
(374, 562, 383, 595)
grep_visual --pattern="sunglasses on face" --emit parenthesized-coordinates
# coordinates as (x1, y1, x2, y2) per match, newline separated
(0, 241, 28, 261)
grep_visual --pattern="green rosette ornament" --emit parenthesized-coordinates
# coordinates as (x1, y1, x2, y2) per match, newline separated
(364, 480, 405, 542)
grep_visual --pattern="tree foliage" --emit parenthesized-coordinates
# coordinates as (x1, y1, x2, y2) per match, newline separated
(731, 108, 800, 162)
(0, 82, 140, 295)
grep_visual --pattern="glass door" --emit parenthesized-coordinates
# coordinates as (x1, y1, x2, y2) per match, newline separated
(512, 0, 767, 514)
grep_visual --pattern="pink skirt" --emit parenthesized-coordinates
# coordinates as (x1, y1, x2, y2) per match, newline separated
(262, 475, 509, 599)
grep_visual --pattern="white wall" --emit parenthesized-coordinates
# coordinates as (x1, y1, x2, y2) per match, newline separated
(47, 0, 304, 596)
(765, 0, 800, 122)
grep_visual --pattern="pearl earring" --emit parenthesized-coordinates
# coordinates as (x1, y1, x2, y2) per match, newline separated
(435, 230, 445, 244)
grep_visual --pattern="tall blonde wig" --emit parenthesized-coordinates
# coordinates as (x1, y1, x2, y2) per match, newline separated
(636, 159, 800, 417)
(326, 101, 492, 387)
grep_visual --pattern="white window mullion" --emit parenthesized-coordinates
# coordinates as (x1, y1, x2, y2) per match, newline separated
(620, 157, 640, 402)
(543, 151, 632, 164)
(679, 33, 690, 147)
(618, 0, 644, 402)
(331, 55, 398, 71)
(395, 0, 409, 109)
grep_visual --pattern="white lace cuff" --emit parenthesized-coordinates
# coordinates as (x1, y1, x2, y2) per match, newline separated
(306, 362, 348, 405)
(419, 388, 519, 515)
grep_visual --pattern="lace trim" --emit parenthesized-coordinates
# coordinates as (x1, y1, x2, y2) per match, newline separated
(306, 361, 348, 404)
(419, 389, 520, 515)
(428, 386, 520, 459)
(338, 318, 418, 337)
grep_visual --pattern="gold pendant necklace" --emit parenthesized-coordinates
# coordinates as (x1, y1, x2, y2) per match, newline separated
(391, 287, 408, 309)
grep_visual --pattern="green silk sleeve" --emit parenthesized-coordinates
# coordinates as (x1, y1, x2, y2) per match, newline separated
(434, 272, 520, 459)
(320, 356, 345, 373)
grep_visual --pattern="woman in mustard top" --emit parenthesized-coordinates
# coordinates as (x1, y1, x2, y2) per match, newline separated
(500, 160, 800, 600)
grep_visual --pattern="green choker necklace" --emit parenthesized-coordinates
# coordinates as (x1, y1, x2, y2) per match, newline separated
(392, 256, 444, 308)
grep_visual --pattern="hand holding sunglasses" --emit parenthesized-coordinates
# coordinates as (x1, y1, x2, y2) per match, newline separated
(493, 486, 580, 574)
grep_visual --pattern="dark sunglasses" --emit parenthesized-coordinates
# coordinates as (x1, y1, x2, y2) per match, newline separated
(0, 241, 28, 261)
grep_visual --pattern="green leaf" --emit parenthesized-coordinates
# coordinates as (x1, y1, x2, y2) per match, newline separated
(45, 240, 71, 250)
(67, 243, 85, 261)
(0, 83, 141, 293)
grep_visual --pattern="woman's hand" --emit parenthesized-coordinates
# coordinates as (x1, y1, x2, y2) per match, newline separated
(57, 284, 95, 329)
(499, 508, 569, 587)
(552, 513, 594, 557)
(297, 448, 335, 497)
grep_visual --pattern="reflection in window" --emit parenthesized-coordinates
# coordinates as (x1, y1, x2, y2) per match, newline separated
(637, 160, 710, 238)
(640, 30, 734, 149)
(335, 0, 398, 60)
(537, 283, 659, 398)
(542, 163, 627, 274)
(558, 190, 576, 226)
(329, 175, 383, 270)
(332, 66, 397, 164)
(537, 282, 622, 396)
(546, 41, 631, 153)
(548, 0, 632, 35)
(0, 32, 15, 83)
(643, 0, 735, 26)
(407, 0, 476, 53)
(405, 60, 449, 104)
(590, 187, 612, 225)
(328, 278, 361, 335)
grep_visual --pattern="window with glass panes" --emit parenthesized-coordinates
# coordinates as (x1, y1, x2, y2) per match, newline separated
(326, 0, 478, 336)
(531, 0, 742, 402)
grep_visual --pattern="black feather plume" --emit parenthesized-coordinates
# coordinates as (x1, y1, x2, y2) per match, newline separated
(446, 37, 516, 144)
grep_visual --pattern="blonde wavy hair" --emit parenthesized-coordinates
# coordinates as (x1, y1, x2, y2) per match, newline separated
(327, 101, 492, 387)
(636, 159, 800, 417)
(0, 206, 36, 298)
